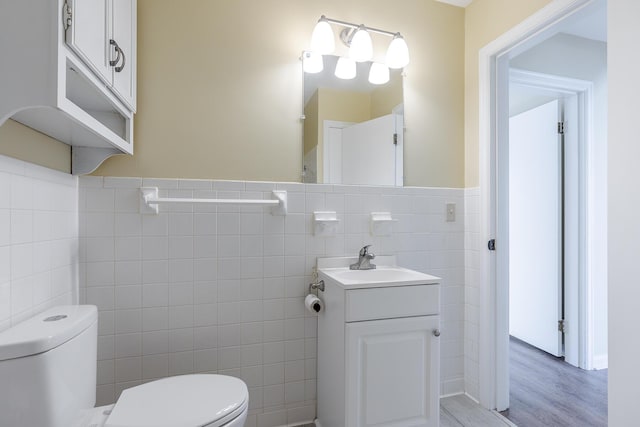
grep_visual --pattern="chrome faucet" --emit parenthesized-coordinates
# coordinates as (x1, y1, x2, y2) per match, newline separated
(350, 245, 376, 270)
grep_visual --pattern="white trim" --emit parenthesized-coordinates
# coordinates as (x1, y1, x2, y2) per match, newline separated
(592, 354, 608, 370)
(477, 0, 597, 411)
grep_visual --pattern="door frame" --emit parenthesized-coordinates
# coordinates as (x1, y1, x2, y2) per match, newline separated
(509, 68, 594, 371)
(477, 0, 599, 411)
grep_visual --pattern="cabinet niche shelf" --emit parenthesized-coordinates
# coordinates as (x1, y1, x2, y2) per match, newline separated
(0, 0, 137, 175)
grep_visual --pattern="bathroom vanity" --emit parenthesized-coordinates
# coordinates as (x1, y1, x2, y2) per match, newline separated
(316, 256, 441, 427)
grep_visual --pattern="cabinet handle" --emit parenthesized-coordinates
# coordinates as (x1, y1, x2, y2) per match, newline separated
(109, 39, 126, 72)
(433, 329, 441, 337)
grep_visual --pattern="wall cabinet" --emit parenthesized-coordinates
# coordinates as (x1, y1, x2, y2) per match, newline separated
(0, 0, 137, 174)
(316, 259, 441, 427)
(66, 0, 136, 111)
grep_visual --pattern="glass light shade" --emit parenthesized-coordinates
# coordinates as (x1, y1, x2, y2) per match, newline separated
(334, 57, 356, 80)
(368, 62, 390, 85)
(310, 18, 335, 55)
(386, 34, 410, 69)
(303, 51, 323, 74)
(349, 27, 373, 62)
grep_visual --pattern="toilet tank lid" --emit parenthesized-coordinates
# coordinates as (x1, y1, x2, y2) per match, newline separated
(0, 305, 98, 361)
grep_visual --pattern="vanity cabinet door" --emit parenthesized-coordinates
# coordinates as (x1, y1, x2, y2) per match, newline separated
(345, 316, 440, 427)
(65, 0, 112, 84)
(111, 0, 136, 110)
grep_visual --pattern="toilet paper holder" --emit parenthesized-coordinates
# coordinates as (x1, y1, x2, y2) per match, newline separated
(309, 280, 325, 294)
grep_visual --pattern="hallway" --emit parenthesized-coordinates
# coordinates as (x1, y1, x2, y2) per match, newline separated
(501, 337, 607, 426)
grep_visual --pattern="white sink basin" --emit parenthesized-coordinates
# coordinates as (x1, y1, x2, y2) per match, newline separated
(318, 257, 440, 288)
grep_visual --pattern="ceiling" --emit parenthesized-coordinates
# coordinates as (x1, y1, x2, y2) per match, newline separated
(435, 0, 473, 7)
(435, 0, 607, 44)
(559, 0, 607, 42)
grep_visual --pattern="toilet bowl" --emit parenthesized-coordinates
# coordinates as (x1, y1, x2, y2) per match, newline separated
(0, 305, 248, 427)
(89, 374, 249, 427)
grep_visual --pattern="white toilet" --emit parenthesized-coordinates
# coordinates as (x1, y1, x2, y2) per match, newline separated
(0, 305, 249, 427)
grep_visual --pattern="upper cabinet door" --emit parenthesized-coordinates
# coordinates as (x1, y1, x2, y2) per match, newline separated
(111, 0, 136, 111)
(65, 0, 112, 85)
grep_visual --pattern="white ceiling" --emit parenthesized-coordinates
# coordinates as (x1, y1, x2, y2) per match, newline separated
(559, 0, 607, 42)
(435, 0, 473, 7)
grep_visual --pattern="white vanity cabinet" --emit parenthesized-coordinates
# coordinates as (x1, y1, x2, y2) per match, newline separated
(316, 257, 441, 427)
(0, 0, 137, 174)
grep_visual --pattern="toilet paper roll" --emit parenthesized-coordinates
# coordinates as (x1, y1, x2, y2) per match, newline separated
(305, 294, 324, 314)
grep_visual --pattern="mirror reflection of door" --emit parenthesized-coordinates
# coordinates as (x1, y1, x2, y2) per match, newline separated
(302, 55, 404, 186)
(323, 111, 403, 186)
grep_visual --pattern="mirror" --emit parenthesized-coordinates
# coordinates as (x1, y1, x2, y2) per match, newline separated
(303, 55, 404, 186)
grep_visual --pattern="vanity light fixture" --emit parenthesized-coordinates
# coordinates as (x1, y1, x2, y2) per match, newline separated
(334, 57, 357, 80)
(347, 25, 373, 62)
(368, 62, 390, 85)
(308, 15, 410, 75)
(310, 16, 335, 54)
(386, 34, 410, 69)
(302, 51, 324, 74)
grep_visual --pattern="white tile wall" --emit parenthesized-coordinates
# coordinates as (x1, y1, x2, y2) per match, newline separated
(464, 188, 481, 400)
(79, 176, 466, 427)
(0, 154, 78, 332)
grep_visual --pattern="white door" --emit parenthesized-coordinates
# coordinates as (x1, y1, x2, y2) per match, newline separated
(324, 123, 349, 184)
(111, 0, 136, 110)
(66, 0, 111, 84)
(509, 99, 563, 357)
(341, 114, 397, 186)
(345, 316, 439, 427)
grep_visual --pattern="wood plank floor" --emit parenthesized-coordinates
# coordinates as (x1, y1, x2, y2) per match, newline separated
(500, 336, 607, 427)
(303, 395, 512, 427)
(442, 394, 514, 427)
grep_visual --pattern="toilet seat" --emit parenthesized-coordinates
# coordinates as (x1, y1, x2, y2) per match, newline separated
(104, 374, 248, 427)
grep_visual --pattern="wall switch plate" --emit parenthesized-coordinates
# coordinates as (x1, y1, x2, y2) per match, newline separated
(446, 203, 456, 222)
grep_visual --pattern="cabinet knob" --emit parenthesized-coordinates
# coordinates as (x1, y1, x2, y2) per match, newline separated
(433, 329, 441, 337)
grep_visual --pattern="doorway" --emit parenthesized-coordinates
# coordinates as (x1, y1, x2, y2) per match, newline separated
(476, 0, 608, 416)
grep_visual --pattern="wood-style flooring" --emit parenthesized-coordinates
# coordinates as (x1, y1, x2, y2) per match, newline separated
(501, 336, 607, 427)
(441, 394, 514, 427)
(301, 395, 512, 427)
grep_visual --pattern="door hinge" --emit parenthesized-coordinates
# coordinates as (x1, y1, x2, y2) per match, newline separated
(557, 121, 565, 135)
(393, 133, 398, 145)
(62, 0, 73, 31)
(487, 239, 496, 251)
(558, 319, 566, 333)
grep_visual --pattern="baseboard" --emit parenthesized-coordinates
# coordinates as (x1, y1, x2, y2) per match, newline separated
(440, 391, 466, 399)
(593, 354, 608, 370)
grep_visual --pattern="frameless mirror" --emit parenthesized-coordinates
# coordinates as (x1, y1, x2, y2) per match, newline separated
(302, 55, 404, 186)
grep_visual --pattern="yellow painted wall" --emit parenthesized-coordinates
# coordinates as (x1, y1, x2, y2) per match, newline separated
(91, 0, 464, 187)
(303, 91, 319, 156)
(464, 0, 554, 187)
(0, 120, 70, 173)
(370, 72, 403, 119)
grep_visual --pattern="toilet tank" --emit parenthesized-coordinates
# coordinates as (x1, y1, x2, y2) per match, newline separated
(0, 305, 98, 427)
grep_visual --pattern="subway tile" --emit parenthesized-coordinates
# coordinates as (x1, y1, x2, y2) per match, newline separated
(193, 325, 218, 350)
(115, 285, 142, 310)
(142, 330, 169, 355)
(114, 237, 142, 261)
(114, 188, 140, 213)
(114, 213, 141, 236)
(168, 351, 194, 375)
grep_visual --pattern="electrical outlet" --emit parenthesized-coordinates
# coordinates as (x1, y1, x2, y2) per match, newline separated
(446, 203, 456, 222)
